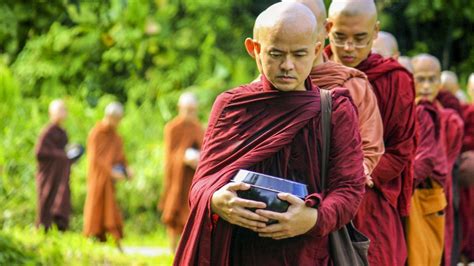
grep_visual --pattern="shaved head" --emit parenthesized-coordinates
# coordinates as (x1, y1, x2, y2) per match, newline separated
(412, 54, 442, 102)
(326, 0, 379, 67)
(253, 2, 317, 42)
(178, 92, 198, 107)
(49, 99, 67, 124)
(372, 31, 399, 59)
(468, 73, 474, 102)
(105, 102, 124, 118)
(398, 56, 413, 73)
(440, 71, 459, 94)
(282, 0, 326, 35)
(329, 0, 377, 22)
(246, 2, 321, 91)
(412, 54, 441, 73)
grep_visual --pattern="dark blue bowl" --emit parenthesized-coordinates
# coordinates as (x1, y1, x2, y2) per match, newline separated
(232, 169, 308, 214)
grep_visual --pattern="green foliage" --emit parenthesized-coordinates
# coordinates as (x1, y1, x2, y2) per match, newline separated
(379, 0, 474, 83)
(0, 0, 257, 234)
(0, 226, 173, 265)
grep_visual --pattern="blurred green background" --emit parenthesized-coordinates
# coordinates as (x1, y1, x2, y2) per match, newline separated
(1, 0, 473, 264)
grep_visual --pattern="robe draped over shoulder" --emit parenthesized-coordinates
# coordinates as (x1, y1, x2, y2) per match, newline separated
(83, 121, 127, 240)
(310, 59, 384, 176)
(325, 49, 418, 266)
(173, 76, 365, 266)
(35, 124, 71, 230)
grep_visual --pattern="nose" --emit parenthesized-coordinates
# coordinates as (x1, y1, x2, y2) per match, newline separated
(280, 55, 295, 72)
(343, 42, 355, 52)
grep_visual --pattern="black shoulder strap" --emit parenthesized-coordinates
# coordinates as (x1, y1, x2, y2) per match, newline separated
(320, 89, 332, 191)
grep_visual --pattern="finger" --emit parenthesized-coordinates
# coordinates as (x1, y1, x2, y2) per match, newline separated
(233, 206, 269, 223)
(233, 197, 266, 209)
(227, 182, 250, 192)
(277, 193, 303, 206)
(256, 222, 283, 234)
(234, 216, 267, 230)
(255, 209, 286, 221)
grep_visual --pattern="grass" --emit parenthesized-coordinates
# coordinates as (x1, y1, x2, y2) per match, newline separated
(0, 224, 174, 265)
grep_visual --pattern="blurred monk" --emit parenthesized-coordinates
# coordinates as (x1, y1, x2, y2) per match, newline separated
(285, 0, 384, 186)
(441, 71, 468, 103)
(158, 92, 204, 253)
(35, 99, 72, 231)
(326, 1, 417, 265)
(460, 73, 474, 263)
(83, 102, 132, 246)
(409, 54, 464, 266)
(174, 2, 365, 265)
(372, 31, 400, 59)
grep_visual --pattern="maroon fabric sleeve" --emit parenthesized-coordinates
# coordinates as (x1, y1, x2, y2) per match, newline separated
(414, 106, 437, 185)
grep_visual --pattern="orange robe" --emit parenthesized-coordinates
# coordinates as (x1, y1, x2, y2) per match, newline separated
(310, 59, 384, 176)
(83, 121, 127, 240)
(158, 116, 204, 235)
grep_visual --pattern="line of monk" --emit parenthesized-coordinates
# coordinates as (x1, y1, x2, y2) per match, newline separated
(169, 0, 474, 265)
(33, 0, 474, 264)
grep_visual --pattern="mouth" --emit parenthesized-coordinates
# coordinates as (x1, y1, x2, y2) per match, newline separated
(276, 75, 296, 82)
(341, 56, 356, 63)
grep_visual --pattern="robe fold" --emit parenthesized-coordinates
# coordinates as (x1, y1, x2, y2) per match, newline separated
(438, 104, 464, 266)
(326, 48, 417, 266)
(310, 59, 384, 176)
(460, 104, 474, 261)
(407, 101, 448, 266)
(158, 116, 204, 235)
(35, 124, 71, 230)
(174, 76, 365, 266)
(83, 121, 127, 240)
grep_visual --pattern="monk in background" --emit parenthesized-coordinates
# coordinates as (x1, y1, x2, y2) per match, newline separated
(372, 31, 399, 59)
(83, 102, 132, 247)
(158, 92, 204, 253)
(35, 99, 72, 231)
(441, 71, 469, 104)
(459, 73, 474, 264)
(409, 54, 464, 266)
(174, 2, 365, 265)
(326, 1, 417, 265)
(398, 56, 414, 73)
(285, 0, 384, 186)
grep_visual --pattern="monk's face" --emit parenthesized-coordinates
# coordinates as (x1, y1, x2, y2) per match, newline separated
(246, 27, 320, 91)
(413, 61, 441, 102)
(50, 103, 68, 124)
(179, 103, 198, 120)
(327, 15, 379, 68)
(107, 115, 123, 128)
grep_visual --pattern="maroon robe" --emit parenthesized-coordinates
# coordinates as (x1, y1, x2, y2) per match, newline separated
(173, 76, 365, 266)
(326, 49, 418, 266)
(414, 102, 447, 186)
(460, 104, 474, 261)
(438, 104, 464, 265)
(437, 90, 464, 119)
(35, 123, 72, 231)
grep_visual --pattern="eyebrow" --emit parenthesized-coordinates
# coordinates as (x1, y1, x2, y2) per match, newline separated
(268, 48, 309, 53)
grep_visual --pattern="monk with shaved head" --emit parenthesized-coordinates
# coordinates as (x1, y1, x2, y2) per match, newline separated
(459, 73, 474, 262)
(398, 55, 414, 73)
(174, 2, 365, 265)
(410, 54, 464, 266)
(35, 99, 72, 231)
(83, 102, 132, 248)
(326, 1, 418, 265)
(284, 0, 384, 187)
(372, 31, 399, 59)
(158, 92, 204, 253)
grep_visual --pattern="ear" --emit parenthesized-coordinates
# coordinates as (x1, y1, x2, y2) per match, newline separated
(314, 41, 323, 56)
(245, 38, 261, 59)
(325, 20, 333, 35)
(373, 21, 380, 40)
